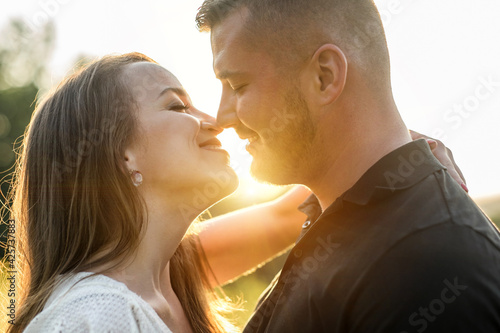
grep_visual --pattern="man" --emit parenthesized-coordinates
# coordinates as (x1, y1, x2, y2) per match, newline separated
(196, 1, 500, 332)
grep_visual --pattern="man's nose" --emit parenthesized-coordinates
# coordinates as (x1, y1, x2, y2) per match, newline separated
(216, 89, 239, 128)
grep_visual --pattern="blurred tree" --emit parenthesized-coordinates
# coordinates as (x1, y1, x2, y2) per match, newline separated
(0, 18, 55, 258)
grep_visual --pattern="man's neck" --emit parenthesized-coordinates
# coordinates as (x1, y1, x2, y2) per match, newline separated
(308, 116, 412, 211)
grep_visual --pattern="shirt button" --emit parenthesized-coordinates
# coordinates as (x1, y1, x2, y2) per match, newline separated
(302, 220, 311, 229)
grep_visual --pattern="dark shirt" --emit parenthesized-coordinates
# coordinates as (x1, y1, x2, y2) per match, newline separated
(243, 139, 500, 333)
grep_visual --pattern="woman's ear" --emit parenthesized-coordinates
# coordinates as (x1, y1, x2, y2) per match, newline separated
(303, 44, 348, 107)
(124, 147, 138, 172)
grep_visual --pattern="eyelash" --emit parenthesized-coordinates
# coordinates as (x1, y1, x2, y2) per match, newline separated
(169, 104, 190, 113)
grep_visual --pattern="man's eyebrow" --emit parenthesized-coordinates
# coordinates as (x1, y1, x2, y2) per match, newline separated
(157, 87, 188, 99)
(215, 70, 245, 80)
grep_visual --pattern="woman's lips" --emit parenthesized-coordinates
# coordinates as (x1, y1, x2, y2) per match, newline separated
(199, 137, 222, 148)
(202, 145, 222, 150)
(202, 145, 228, 153)
(199, 138, 229, 156)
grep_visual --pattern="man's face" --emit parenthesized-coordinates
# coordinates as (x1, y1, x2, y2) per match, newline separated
(211, 9, 316, 185)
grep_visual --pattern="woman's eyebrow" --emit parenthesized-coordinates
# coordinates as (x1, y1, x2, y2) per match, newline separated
(157, 87, 188, 100)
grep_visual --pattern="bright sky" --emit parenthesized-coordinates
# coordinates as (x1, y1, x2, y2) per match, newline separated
(1, 0, 499, 199)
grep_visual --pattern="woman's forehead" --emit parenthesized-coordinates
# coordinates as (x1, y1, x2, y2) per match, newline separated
(122, 62, 183, 97)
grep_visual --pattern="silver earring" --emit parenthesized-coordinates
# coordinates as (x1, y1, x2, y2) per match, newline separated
(129, 170, 143, 187)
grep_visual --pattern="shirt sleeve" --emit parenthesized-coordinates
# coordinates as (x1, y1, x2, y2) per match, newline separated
(342, 224, 500, 333)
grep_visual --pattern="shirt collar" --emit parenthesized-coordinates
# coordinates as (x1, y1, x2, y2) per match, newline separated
(297, 194, 322, 222)
(298, 139, 447, 222)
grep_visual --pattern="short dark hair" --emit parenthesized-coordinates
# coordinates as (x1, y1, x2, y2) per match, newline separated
(196, 0, 392, 90)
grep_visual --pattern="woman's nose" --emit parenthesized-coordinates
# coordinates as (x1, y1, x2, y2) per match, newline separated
(200, 118, 223, 135)
(190, 105, 224, 135)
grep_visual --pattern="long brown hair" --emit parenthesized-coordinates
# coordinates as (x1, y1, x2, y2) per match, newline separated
(8, 53, 235, 333)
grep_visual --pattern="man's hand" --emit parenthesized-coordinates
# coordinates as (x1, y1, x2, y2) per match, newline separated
(410, 130, 468, 192)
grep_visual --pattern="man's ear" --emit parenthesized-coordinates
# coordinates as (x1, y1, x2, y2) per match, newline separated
(304, 44, 348, 106)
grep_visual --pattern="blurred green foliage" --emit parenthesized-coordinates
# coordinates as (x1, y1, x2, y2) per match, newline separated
(492, 215, 500, 228)
(0, 19, 55, 257)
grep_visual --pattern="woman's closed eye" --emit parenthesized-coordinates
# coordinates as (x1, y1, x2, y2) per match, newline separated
(168, 103, 191, 113)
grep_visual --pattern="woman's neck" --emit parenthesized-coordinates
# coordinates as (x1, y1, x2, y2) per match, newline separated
(100, 194, 202, 332)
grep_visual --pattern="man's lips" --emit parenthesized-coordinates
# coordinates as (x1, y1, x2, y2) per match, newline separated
(240, 134, 260, 153)
(236, 131, 260, 144)
(235, 128, 260, 154)
(246, 136, 259, 143)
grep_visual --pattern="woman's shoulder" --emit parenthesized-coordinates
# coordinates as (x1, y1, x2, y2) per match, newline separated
(24, 272, 172, 333)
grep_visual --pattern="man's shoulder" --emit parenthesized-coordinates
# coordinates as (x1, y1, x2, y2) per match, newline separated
(364, 168, 500, 273)
(370, 167, 498, 240)
(402, 168, 500, 242)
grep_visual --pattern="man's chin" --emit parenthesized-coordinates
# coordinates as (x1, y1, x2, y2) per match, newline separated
(249, 160, 293, 186)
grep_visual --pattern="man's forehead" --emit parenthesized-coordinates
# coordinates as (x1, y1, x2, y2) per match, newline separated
(212, 44, 270, 81)
(210, 8, 254, 74)
(212, 48, 239, 79)
(210, 6, 250, 44)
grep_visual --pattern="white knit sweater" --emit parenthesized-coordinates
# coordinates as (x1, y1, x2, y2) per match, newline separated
(24, 272, 172, 332)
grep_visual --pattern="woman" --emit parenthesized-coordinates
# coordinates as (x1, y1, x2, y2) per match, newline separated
(9, 52, 311, 333)
(9, 53, 464, 332)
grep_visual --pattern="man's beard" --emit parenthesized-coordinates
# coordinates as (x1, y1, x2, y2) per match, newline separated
(250, 85, 317, 185)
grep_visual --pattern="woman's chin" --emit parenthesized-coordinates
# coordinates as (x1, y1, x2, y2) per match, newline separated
(202, 180, 239, 212)
(175, 169, 239, 219)
(208, 168, 239, 201)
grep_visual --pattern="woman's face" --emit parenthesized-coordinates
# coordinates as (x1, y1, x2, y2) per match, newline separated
(122, 62, 238, 205)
